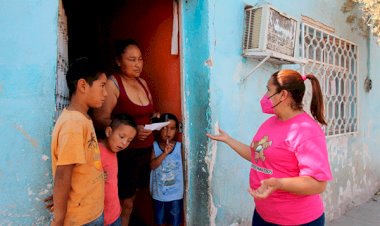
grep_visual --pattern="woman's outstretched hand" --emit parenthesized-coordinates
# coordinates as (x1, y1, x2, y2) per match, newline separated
(207, 128, 251, 161)
(206, 128, 230, 143)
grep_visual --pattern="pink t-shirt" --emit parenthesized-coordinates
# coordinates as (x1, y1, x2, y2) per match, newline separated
(250, 112, 332, 225)
(99, 142, 121, 225)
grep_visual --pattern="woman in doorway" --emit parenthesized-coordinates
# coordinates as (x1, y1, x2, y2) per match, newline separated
(93, 39, 158, 226)
(207, 70, 332, 226)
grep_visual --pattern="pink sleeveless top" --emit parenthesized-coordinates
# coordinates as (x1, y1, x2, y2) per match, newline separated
(112, 74, 154, 149)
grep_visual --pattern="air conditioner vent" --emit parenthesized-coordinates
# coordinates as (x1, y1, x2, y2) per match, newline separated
(242, 5, 303, 64)
(243, 7, 262, 49)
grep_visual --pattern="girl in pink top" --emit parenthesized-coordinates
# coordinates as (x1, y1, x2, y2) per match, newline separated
(99, 114, 137, 226)
(207, 70, 332, 226)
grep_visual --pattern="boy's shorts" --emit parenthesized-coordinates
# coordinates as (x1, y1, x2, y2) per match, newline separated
(107, 216, 122, 226)
(117, 147, 152, 199)
(152, 199, 183, 226)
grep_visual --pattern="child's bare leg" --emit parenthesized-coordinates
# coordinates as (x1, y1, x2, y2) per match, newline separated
(121, 196, 135, 226)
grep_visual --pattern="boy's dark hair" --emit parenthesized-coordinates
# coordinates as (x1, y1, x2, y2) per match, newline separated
(110, 113, 137, 130)
(66, 57, 105, 98)
(152, 113, 179, 128)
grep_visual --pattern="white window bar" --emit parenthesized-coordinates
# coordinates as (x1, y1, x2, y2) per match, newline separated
(300, 23, 358, 137)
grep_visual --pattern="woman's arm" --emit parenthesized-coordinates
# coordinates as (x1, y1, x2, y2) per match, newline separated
(249, 176, 327, 199)
(92, 77, 119, 128)
(206, 128, 251, 161)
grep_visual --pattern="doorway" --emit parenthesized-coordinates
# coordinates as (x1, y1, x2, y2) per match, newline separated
(61, 0, 183, 225)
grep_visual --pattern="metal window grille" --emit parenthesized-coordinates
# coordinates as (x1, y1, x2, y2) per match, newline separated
(55, 0, 70, 120)
(300, 23, 358, 137)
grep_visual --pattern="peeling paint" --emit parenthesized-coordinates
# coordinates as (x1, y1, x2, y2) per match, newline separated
(341, 0, 369, 37)
(27, 187, 35, 196)
(229, 221, 250, 226)
(205, 58, 214, 68)
(323, 135, 380, 221)
(38, 189, 49, 196)
(42, 154, 49, 161)
(182, 1, 212, 223)
(205, 121, 219, 226)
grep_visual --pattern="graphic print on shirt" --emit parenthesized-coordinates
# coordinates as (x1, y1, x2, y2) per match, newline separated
(88, 132, 102, 171)
(88, 132, 97, 149)
(160, 158, 180, 194)
(251, 135, 272, 163)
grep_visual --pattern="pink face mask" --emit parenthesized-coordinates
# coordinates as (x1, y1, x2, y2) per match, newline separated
(260, 93, 280, 114)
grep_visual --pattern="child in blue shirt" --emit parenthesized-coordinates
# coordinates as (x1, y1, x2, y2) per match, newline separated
(150, 113, 183, 226)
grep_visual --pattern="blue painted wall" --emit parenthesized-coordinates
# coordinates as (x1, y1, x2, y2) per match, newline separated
(181, 1, 212, 225)
(0, 0, 58, 223)
(1, 0, 379, 225)
(180, 0, 380, 225)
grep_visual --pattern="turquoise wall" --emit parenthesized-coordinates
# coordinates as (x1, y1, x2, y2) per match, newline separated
(0, 0, 57, 223)
(183, 0, 380, 225)
(181, 1, 212, 225)
(0, 0, 379, 225)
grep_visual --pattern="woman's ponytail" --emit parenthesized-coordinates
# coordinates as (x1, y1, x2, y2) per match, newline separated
(306, 74, 327, 125)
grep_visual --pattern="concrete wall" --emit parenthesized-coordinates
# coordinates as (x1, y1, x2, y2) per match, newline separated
(0, 0, 57, 224)
(180, 0, 380, 225)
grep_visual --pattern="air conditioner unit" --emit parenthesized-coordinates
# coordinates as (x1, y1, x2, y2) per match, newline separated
(243, 5, 304, 64)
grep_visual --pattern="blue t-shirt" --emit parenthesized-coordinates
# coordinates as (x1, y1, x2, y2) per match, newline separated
(150, 141, 183, 201)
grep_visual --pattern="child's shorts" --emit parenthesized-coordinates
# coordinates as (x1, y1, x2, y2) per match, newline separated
(152, 198, 183, 226)
(107, 216, 122, 226)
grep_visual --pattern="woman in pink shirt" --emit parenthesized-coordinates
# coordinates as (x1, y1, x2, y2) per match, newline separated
(207, 69, 332, 226)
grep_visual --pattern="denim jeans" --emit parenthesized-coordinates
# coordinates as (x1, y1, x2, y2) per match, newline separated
(152, 199, 183, 226)
(83, 213, 104, 226)
(252, 209, 325, 226)
(107, 216, 122, 226)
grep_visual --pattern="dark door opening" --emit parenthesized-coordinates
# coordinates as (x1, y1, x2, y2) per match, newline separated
(62, 0, 183, 225)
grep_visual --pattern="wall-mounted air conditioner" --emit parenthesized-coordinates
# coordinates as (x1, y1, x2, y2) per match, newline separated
(243, 4, 304, 64)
